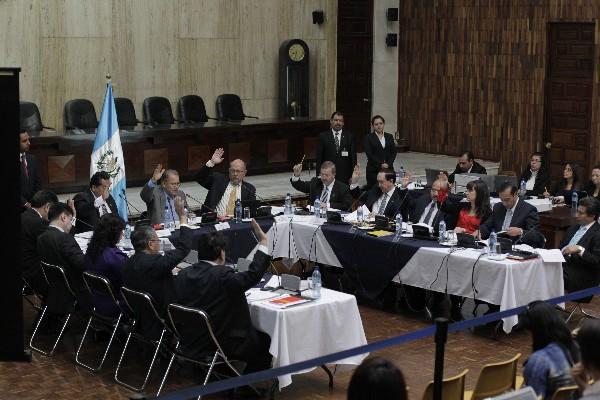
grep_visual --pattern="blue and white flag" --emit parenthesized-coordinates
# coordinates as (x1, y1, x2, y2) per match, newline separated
(91, 83, 127, 222)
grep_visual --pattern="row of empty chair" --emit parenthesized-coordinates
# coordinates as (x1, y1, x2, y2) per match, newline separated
(20, 94, 258, 133)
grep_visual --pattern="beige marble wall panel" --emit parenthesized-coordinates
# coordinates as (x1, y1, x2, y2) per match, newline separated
(283, 0, 333, 40)
(39, 38, 111, 129)
(111, 0, 136, 105)
(40, 0, 112, 38)
(179, 0, 239, 39)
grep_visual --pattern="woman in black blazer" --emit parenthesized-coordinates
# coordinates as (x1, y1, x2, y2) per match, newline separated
(519, 151, 551, 197)
(584, 164, 600, 201)
(363, 115, 397, 190)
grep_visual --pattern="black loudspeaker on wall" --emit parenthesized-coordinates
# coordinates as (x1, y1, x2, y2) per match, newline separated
(386, 8, 399, 21)
(386, 33, 398, 47)
(312, 10, 324, 25)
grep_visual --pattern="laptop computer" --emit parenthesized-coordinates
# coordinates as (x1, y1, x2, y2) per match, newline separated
(412, 224, 438, 241)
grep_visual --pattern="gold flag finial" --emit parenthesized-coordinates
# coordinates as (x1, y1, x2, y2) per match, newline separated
(106, 73, 111, 84)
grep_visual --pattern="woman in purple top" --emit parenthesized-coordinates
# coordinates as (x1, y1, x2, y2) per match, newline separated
(84, 213, 127, 317)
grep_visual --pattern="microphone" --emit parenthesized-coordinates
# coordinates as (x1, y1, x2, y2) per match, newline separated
(185, 193, 204, 207)
(74, 217, 95, 230)
(513, 227, 542, 249)
(119, 191, 143, 215)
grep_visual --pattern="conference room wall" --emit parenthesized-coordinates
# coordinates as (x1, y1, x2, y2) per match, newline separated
(0, 0, 337, 130)
(395, 0, 600, 175)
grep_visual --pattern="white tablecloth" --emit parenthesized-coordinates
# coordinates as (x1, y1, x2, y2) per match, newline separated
(247, 287, 367, 389)
(394, 247, 564, 332)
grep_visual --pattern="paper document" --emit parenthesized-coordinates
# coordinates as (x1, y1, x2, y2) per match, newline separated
(535, 249, 566, 263)
(263, 294, 312, 309)
(343, 205, 370, 222)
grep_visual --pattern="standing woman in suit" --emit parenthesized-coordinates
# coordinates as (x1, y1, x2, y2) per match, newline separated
(363, 115, 397, 190)
(519, 151, 551, 196)
(584, 164, 600, 201)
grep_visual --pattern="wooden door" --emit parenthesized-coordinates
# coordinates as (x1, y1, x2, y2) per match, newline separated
(544, 23, 595, 179)
(336, 0, 373, 152)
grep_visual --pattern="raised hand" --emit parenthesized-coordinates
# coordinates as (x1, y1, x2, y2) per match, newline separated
(211, 148, 225, 165)
(400, 172, 412, 188)
(251, 218, 268, 246)
(174, 196, 186, 224)
(152, 163, 165, 182)
(292, 163, 303, 177)
(351, 163, 360, 184)
(67, 198, 76, 219)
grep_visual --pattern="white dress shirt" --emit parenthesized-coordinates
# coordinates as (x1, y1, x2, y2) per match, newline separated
(216, 182, 242, 216)
(525, 170, 538, 191)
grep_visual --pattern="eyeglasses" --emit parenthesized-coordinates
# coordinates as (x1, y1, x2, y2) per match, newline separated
(229, 169, 245, 174)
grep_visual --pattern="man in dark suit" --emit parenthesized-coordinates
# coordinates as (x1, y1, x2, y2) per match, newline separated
(560, 197, 600, 293)
(316, 111, 357, 185)
(123, 197, 191, 318)
(291, 160, 353, 211)
(479, 182, 545, 248)
(448, 150, 487, 184)
(175, 219, 272, 374)
(73, 171, 120, 233)
(21, 190, 58, 297)
(37, 201, 91, 314)
(195, 148, 256, 216)
(403, 179, 453, 232)
(140, 164, 188, 225)
(20, 131, 42, 209)
(361, 168, 410, 219)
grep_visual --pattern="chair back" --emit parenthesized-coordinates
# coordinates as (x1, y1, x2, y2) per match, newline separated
(551, 385, 579, 400)
(470, 353, 521, 400)
(64, 99, 98, 130)
(114, 97, 139, 126)
(422, 369, 469, 400)
(83, 272, 121, 315)
(120, 286, 167, 340)
(20, 101, 43, 132)
(177, 95, 208, 123)
(143, 96, 175, 125)
(40, 261, 77, 312)
(167, 303, 222, 355)
(216, 94, 244, 121)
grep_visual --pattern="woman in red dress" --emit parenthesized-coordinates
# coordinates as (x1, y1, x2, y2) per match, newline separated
(452, 180, 492, 235)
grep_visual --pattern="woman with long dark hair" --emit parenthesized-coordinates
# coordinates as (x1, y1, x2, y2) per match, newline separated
(522, 301, 580, 399)
(543, 162, 583, 204)
(84, 213, 127, 317)
(453, 180, 492, 234)
(519, 152, 551, 196)
(363, 115, 397, 190)
(584, 164, 600, 201)
(347, 357, 407, 400)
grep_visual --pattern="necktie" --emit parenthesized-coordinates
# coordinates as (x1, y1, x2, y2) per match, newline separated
(378, 193, 388, 214)
(334, 132, 340, 152)
(321, 187, 329, 203)
(226, 185, 238, 215)
(100, 203, 109, 216)
(568, 225, 587, 247)
(502, 209, 513, 231)
(423, 202, 437, 225)
(21, 154, 28, 179)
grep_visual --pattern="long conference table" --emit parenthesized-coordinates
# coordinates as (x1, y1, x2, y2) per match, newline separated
(28, 118, 329, 193)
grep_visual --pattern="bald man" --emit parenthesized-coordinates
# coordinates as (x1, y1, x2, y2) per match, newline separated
(195, 148, 256, 216)
(403, 179, 453, 232)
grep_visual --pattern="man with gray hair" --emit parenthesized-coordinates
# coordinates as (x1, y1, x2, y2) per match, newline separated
(141, 163, 189, 225)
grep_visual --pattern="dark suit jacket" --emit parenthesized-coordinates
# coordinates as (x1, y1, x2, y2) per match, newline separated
(403, 191, 452, 232)
(139, 182, 188, 225)
(195, 165, 256, 214)
(479, 199, 545, 248)
(174, 249, 271, 359)
(290, 177, 352, 211)
(363, 186, 406, 219)
(37, 226, 90, 314)
(21, 153, 41, 208)
(363, 132, 397, 188)
(316, 129, 357, 185)
(21, 208, 49, 295)
(560, 222, 600, 293)
(73, 189, 120, 233)
(583, 182, 599, 201)
(448, 161, 487, 184)
(519, 168, 551, 197)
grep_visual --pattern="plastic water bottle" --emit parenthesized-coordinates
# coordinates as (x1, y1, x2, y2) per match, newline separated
(357, 206, 364, 223)
(395, 213, 403, 235)
(438, 219, 446, 244)
(571, 191, 579, 215)
(519, 179, 527, 197)
(400, 165, 406, 178)
(235, 199, 242, 222)
(311, 266, 322, 299)
(284, 193, 293, 216)
(313, 198, 321, 218)
(489, 230, 498, 256)
(125, 224, 131, 240)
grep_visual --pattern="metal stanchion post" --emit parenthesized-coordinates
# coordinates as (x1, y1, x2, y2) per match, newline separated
(433, 317, 449, 400)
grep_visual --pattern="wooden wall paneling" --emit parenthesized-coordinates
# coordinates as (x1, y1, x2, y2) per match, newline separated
(267, 139, 288, 164)
(228, 142, 251, 167)
(143, 148, 168, 175)
(187, 145, 211, 172)
(47, 154, 76, 183)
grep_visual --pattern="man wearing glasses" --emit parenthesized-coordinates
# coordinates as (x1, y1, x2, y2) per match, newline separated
(195, 148, 256, 216)
(141, 164, 189, 225)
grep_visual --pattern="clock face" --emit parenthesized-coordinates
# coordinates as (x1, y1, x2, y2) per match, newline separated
(288, 43, 305, 62)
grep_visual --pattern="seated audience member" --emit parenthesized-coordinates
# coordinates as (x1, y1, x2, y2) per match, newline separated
(478, 182, 545, 248)
(140, 164, 188, 225)
(291, 160, 353, 212)
(195, 148, 256, 216)
(20, 130, 42, 209)
(519, 151, 551, 197)
(448, 150, 487, 184)
(175, 219, 272, 374)
(442, 180, 491, 235)
(21, 190, 58, 296)
(347, 357, 407, 400)
(560, 197, 600, 293)
(522, 301, 579, 399)
(403, 178, 453, 231)
(74, 171, 120, 233)
(584, 164, 600, 201)
(122, 197, 190, 316)
(84, 214, 127, 317)
(363, 115, 397, 190)
(572, 320, 600, 399)
(37, 201, 91, 314)
(543, 162, 583, 204)
(360, 168, 410, 219)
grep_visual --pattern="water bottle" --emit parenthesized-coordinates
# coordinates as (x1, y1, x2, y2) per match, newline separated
(311, 266, 322, 299)
(235, 199, 242, 222)
(124, 223, 131, 240)
(395, 213, 403, 235)
(357, 206, 364, 223)
(489, 230, 497, 256)
(313, 198, 321, 218)
(438, 219, 446, 243)
(284, 193, 292, 216)
(571, 191, 579, 215)
(400, 165, 406, 178)
(519, 179, 527, 197)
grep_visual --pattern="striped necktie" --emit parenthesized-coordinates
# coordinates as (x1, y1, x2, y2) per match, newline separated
(378, 193, 388, 214)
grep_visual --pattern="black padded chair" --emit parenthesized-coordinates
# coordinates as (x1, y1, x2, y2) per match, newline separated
(20, 101, 54, 132)
(64, 99, 98, 130)
(142, 96, 175, 125)
(114, 97, 140, 127)
(177, 95, 209, 123)
(215, 94, 257, 121)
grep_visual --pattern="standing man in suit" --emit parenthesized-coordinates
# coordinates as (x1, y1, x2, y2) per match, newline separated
(21, 190, 58, 297)
(20, 131, 42, 209)
(404, 179, 452, 232)
(73, 171, 120, 233)
(175, 219, 272, 375)
(478, 182, 545, 248)
(448, 150, 487, 184)
(140, 164, 188, 225)
(363, 115, 397, 190)
(291, 161, 353, 211)
(195, 148, 256, 216)
(361, 168, 410, 219)
(560, 197, 600, 293)
(316, 111, 357, 185)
